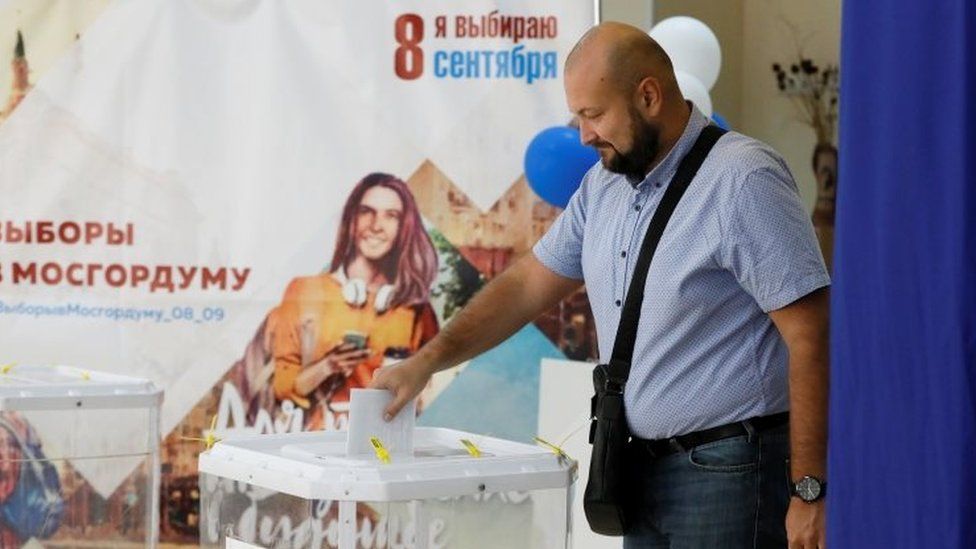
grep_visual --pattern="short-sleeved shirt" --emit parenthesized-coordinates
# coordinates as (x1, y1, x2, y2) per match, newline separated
(533, 106, 830, 439)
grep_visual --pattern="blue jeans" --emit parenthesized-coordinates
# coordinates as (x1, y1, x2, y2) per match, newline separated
(623, 423, 790, 549)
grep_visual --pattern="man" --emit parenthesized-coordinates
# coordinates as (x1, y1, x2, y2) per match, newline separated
(372, 22, 829, 549)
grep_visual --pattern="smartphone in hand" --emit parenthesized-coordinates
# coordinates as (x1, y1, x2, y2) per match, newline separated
(342, 330, 368, 350)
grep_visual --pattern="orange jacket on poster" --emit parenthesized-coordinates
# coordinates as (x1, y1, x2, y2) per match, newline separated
(271, 273, 438, 429)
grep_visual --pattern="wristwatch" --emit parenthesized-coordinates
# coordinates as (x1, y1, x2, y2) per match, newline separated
(791, 475, 826, 503)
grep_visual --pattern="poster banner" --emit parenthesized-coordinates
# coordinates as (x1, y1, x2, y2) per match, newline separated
(0, 0, 596, 545)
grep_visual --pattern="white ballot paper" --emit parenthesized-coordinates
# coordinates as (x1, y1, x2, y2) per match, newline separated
(345, 388, 416, 457)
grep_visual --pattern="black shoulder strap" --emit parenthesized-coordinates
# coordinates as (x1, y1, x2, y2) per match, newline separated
(606, 124, 726, 386)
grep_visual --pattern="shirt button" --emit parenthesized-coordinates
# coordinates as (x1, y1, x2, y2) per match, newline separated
(615, 299, 622, 307)
(634, 204, 641, 211)
(655, 182, 662, 188)
(621, 251, 627, 258)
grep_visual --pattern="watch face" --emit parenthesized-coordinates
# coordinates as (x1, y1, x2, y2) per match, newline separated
(796, 477, 822, 501)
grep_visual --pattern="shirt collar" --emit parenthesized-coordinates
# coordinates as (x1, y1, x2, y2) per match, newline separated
(632, 102, 710, 190)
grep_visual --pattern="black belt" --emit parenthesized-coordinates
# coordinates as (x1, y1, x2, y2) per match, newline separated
(633, 412, 789, 458)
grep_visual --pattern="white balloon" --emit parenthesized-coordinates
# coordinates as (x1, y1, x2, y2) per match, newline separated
(675, 71, 712, 118)
(650, 16, 722, 90)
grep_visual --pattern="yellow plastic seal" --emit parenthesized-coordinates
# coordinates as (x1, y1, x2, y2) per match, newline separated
(460, 438, 482, 458)
(370, 436, 391, 464)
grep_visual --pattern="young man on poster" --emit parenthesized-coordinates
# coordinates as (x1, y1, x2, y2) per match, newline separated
(372, 22, 829, 549)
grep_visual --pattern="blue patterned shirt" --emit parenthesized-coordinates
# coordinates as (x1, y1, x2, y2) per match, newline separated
(533, 107, 830, 439)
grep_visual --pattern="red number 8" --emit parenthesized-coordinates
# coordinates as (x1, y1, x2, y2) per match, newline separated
(395, 14, 424, 80)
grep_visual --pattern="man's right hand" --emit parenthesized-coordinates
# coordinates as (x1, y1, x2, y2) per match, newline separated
(367, 254, 582, 421)
(368, 356, 435, 421)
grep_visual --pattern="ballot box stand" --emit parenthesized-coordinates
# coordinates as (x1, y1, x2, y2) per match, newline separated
(0, 364, 163, 547)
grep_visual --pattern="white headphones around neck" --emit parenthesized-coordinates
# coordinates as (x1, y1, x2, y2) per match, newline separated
(334, 270, 395, 314)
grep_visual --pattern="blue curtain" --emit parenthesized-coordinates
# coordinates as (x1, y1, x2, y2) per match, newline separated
(829, 1, 976, 547)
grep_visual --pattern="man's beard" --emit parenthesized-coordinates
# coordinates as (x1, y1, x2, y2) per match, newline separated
(599, 110, 661, 184)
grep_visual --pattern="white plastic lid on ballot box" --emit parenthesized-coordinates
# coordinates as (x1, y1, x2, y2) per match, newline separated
(0, 364, 162, 410)
(201, 427, 576, 548)
(199, 427, 575, 502)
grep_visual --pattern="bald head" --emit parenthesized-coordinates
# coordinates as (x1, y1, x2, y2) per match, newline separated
(566, 22, 679, 98)
(564, 22, 694, 182)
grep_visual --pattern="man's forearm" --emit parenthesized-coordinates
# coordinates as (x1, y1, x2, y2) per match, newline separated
(417, 254, 582, 374)
(769, 288, 830, 480)
(788, 340, 829, 479)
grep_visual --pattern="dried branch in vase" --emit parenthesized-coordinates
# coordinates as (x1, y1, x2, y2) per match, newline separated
(771, 57, 839, 145)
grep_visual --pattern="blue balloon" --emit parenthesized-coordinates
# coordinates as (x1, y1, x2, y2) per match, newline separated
(524, 126, 599, 209)
(711, 112, 731, 130)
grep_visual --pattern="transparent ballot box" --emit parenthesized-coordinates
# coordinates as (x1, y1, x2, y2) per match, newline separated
(0, 364, 163, 547)
(199, 427, 577, 549)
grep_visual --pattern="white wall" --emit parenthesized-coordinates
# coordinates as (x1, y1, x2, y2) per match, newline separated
(600, 0, 842, 213)
(599, 0, 652, 31)
(654, 0, 744, 146)
(739, 0, 842, 211)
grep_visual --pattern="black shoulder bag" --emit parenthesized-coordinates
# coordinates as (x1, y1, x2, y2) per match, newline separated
(583, 124, 726, 536)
